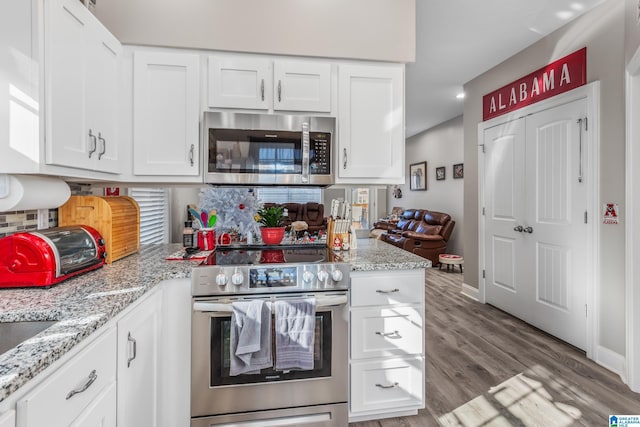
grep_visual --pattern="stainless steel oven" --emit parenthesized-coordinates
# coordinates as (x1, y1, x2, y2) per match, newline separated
(191, 246, 349, 426)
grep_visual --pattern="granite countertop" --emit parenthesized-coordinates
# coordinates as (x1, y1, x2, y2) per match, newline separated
(339, 238, 432, 271)
(0, 239, 429, 404)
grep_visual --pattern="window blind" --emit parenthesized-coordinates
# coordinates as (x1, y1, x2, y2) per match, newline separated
(129, 188, 169, 244)
(256, 187, 321, 204)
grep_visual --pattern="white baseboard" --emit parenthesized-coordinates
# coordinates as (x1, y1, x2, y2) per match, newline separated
(596, 345, 626, 380)
(461, 283, 480, 301)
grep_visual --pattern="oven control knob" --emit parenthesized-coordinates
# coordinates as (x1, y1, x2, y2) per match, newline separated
(302, 270, 315, 283)
(331, 269, 343, 282)
(231, 271, 244, 286)
(215, 273, 228, 286)
(317, 269, 329, 282)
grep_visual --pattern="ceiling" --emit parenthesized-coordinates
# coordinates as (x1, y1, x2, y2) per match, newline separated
(405, 0, 607, 137)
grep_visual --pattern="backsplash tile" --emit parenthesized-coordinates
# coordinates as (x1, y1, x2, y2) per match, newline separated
(0, 209, 59, 238)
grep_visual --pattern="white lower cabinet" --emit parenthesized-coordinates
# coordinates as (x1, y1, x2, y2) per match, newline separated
(349, 269, 425, 422)
(16, 327, 117, 427)
(0, 411, 15, 427)
(69, 382, 117, 427)
(350, 356, 424, 414)
(117, 288, 163, 427)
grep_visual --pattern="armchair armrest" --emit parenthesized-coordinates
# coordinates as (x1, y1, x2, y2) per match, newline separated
(402, 231, 443, 241)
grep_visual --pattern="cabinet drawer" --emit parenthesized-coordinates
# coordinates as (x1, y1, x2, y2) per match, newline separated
(350, 356, 424, 414)
(351, 305, 423, 359)
(17, 327, 117, 427)
(350, 270, 424, 307)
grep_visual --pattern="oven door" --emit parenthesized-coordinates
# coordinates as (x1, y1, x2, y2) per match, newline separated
(191, 293, 348, 418)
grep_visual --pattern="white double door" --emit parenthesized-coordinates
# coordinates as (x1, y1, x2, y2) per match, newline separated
(484, 98, 588, 350)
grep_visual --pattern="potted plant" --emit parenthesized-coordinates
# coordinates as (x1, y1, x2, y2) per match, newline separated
(255, 205, 286, 245)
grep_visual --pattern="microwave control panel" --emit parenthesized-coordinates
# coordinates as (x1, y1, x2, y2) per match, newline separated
(310, 133, 331, 175)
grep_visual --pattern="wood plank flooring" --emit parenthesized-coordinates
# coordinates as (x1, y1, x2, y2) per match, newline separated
(350, 268, 640, 427)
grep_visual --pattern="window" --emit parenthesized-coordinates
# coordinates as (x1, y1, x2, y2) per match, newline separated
(256, 187, 321, 204)
(129, 187, 169, 244)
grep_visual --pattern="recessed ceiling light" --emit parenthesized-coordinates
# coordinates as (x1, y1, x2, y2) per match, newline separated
(456, 92, 465, 100)
(556, 10, 575, 20)
(570, 3, 585, 11)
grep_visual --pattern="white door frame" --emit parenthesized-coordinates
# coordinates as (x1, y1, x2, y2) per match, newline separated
(477, 82, 600, 360)
(625, 49, 640, 393)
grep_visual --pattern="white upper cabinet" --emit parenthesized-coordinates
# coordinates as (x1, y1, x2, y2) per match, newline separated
(44, 0, 122, 174)
(337, 63, 404, 184)
(0, 411, 15, 427)
(273, 61, 331, 112)
(208, 56, 332, 112)
(133, 50, 200, 176)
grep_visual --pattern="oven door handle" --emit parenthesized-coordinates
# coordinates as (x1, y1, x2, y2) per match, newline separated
(193, 295, 347, 313)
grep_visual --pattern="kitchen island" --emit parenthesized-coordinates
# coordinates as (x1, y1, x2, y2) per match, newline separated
(0, 239, 429, 424)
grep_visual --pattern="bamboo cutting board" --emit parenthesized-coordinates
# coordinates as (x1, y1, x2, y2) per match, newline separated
(58, 195, 140, 264)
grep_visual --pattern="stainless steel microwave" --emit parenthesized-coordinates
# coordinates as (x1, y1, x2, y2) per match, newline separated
(203, 112, 335, 186)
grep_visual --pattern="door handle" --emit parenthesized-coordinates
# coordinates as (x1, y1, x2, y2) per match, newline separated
(260, 79, 265, 101)
(277, 80, 282, 102)
(127, 332, 137, 367)
(343, 148, 347, 169)
(189, 144, 195, 167)
(88, 130, 97, 158)
(523, 226, 533, 234)
(66, 370, 97, 400)
(98, 133, 106, 160)
(514, 225, 524, 232)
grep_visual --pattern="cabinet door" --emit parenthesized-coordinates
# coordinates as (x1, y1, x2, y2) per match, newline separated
(208, 56, 270, 109)
(17, 327, 116, 427)
(45, 0, 121, 174)
(273, 61, 331, 112)
(45, 0, 91, 169)
(337, 64, 404, 182)
(117, 290, 162, 427)
(86, 24, 122, 173)
(0, 411, 15, 427)
(350, 356, 424, 414)
(133, 51, 200, 176)
(0, 0, 40, 174)
(351, 305, 423, 359)
(69, 382, 116, 427)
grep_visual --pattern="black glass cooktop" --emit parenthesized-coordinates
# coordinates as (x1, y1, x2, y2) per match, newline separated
(201, 243, 341, 266)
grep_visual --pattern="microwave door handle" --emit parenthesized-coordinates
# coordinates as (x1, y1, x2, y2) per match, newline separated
(301, 122, 310, 183)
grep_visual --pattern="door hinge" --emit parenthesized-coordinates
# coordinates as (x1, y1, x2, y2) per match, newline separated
(584, 117, 588, 131)
(482, 269, 486, 279)
(480, 144, 486, 153)
(584, 211, 588, 224)
(482, 207, 485, 216)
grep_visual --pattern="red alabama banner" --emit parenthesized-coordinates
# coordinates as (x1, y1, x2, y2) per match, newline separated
(482, 47, 587, 121)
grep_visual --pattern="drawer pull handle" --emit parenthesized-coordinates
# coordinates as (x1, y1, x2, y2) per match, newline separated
(375, 330, 400, 338)
(66, 370, 97, 400)
(375, 382, 399, 389)
(376, 289, 399, 294)
(127, 332, 137, 368)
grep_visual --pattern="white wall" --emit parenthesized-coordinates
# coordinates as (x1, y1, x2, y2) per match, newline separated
(93, 0, 415, 63)
(463, 0, 626, 355)
(391, 115, 464, 256)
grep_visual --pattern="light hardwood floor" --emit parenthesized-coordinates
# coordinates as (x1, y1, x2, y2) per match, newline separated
(350, 267, 640, 427)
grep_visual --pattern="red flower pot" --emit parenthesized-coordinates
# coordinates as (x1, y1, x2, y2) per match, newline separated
(260, 227, 285, 245)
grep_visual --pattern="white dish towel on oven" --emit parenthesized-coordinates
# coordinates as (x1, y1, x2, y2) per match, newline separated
(230, 300, 273, 376)
(274, 298, 316, 371)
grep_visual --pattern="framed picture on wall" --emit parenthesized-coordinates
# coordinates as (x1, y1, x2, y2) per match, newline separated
(410, 161, 427, 191)
(436, 166, 445, 181)
(453, 163, 464, 179)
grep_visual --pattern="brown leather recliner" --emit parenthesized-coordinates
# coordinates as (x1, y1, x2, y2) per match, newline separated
(303, 202, 326, 234)
(261, 202, 327, 234)
(380, 209, 455, 265)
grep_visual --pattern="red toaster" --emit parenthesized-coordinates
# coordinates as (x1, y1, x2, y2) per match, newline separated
(0, 225, 107, 288)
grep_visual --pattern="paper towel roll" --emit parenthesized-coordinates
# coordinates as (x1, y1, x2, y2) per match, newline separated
(0, 175, 71, 211)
